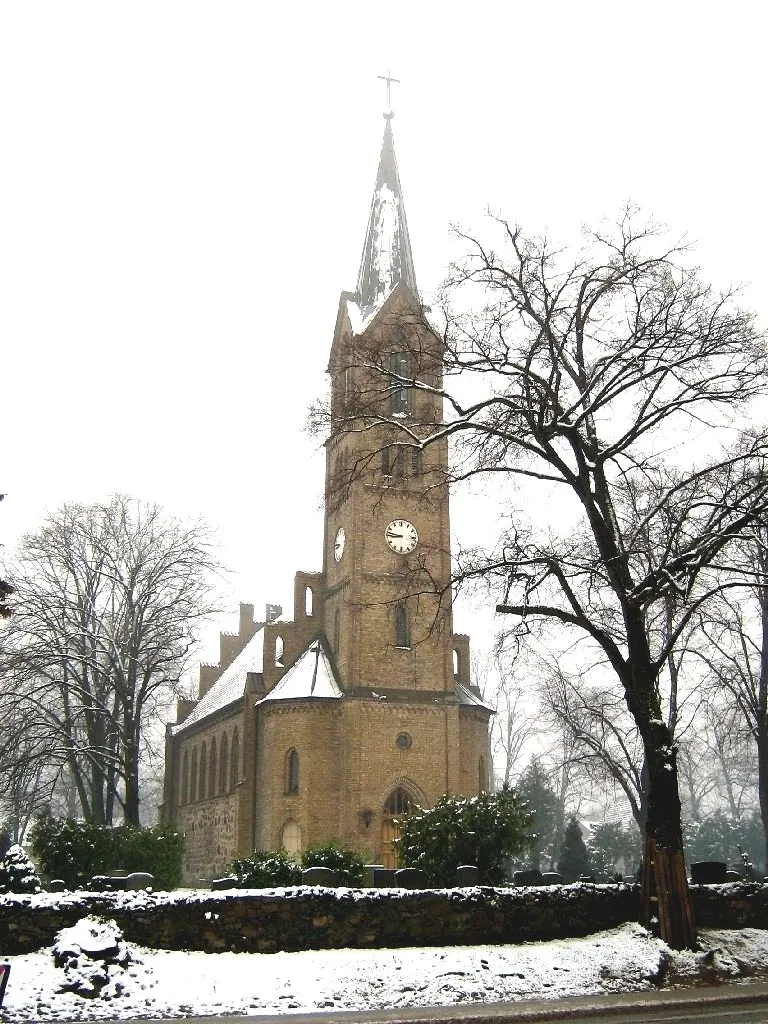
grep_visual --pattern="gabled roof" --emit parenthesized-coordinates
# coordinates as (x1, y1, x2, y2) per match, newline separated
(455, 681, 495, 713)
(355, 117, 418, 319)
(172, 627, 265, 735)
(260, 638, 343, 703)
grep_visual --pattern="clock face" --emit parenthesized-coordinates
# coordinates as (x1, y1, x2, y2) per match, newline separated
(385, 519, 418, 554)
(334, 527, 346, 562)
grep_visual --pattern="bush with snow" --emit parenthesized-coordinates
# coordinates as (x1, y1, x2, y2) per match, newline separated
(0, 844, 41, 894)
(53, 917, 145, 1000)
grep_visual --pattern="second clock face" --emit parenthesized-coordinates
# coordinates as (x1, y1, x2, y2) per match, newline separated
(334, 527, 346, 562)
(385, 519, 418, 554)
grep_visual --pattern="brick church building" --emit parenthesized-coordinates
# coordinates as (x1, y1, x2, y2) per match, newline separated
(160, 111, 492, 883)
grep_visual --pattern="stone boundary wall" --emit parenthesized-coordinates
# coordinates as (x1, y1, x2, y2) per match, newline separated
(0, 882, 765, 956)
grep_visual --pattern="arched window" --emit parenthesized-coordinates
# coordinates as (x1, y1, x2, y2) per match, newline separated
(230, 728, 240, 790)
(389, 352, 411, 414)
(395, 604, 410, 649)
(384, 787, 414, 816)
(478, 756, 486, 795)
(305, 587, 314, 617)
(209, 736, 218, 798)
(190, 748, 198, 803)
(411, 446, 422, 476)
(275, 635, 284, 668)
(286, 748, 299, 794)
(334, 608, 340, 654)
(453, 648, 460, 680)
(219, 732, 229, 794)
(199, 743, 207, 801)
(181, 750, 189, 805)
(281, 819, 302, 856)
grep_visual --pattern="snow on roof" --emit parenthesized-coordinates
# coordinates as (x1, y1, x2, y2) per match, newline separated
(260, 640, 342, 703)
(455, 681, 495, 712)
(172, 627, 265, 735)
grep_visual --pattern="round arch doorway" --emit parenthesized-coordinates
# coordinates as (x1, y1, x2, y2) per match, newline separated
(380, 787, 415, 868)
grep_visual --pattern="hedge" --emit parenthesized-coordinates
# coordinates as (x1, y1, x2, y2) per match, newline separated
(29, 814, 184, 890)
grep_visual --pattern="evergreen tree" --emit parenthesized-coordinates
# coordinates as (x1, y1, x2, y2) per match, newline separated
(0, 843, 41, 894)
(557, 817, 591, 882)
(516, 758, 560, 869)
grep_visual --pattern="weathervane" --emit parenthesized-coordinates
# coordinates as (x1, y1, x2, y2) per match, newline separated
(377, 69, 400, 119)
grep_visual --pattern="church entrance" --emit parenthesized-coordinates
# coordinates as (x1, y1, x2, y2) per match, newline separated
(380, 787, 414, 869)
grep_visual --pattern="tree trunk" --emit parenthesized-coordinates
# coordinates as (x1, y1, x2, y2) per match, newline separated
(639, 729, 697, 949)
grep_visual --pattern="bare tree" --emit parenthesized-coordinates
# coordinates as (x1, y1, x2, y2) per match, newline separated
(0, 496, 222, 825)
(694, 534, 768, 862)
(327, 209, 768, 948)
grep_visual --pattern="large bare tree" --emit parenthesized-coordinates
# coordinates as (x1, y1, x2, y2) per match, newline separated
(0, 496, 222, 825)
(328, 210, 768, 949)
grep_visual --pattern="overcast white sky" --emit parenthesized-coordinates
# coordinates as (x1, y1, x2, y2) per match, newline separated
(2, 1, 767, 663)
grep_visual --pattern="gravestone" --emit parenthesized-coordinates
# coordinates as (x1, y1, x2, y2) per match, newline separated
(541, 872, 562, 886)
(211, 876, 239, 890)
(394, 867, 425, 889)
(455, 864, 479, 886)
(301, 866, 337, 886)
(513, 869, 543, 886)
(125, 872, 154, 891)
(373, 867, 397, 887)
(363, 864, 383, 887)
(690, 861, 727, 885)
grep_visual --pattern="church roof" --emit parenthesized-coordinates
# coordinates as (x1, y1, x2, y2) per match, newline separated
(354, 117, 418, 319)
(260, 638, 343, 703)
(171, 626, 265, 735)
(455, 681, 495, 713)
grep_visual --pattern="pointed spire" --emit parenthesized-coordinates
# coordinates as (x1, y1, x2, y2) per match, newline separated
(355, 116, 418, 313)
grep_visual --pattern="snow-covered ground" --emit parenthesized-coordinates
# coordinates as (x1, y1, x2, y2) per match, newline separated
(2, 922, 768, 1022)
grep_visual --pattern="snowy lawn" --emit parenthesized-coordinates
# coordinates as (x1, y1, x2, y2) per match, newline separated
(2, 922, 768, 1021)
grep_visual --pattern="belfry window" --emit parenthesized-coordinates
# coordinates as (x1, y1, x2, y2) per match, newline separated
(275, 635, 284, 668)
(286, 748, 299, 794)
(389, 353, 411, 415)
(395, 604, 410, 649)
(305, 587, 314, 617)
(411, 446, 422, 476)
(334, 608, 340, 655)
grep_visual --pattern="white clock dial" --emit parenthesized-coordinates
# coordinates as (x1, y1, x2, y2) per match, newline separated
(385, 519, 418, 554)
(334, 526, 346, 562)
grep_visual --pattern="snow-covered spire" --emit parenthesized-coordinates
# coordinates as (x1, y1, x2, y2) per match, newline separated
(355, 116, 418, 314)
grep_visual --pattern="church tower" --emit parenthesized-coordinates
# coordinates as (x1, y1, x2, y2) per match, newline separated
(161, 108, 492, 881)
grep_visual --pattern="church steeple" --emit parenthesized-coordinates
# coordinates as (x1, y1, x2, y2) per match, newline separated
(355, 116, 418, 314)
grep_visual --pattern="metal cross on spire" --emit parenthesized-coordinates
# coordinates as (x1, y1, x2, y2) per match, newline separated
(377, 70, 400, 117)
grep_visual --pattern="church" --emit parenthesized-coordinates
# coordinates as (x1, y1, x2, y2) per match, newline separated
(160, 106, 493, 884)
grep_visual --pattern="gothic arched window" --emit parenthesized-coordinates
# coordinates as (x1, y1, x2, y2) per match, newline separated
(305, 587, 314, 617)
(275, 635, 284, 668)
(286, 748, 299, 794)
(230, 728, 240, 790)
(209, 736, 218, 798)
(384, 787, 414, 816)
(395, 604, 410, 649)
(181, 751, 189, 805)
(219, 732, 229, 794)
(190, 748, 198, 803)
(199, 743, 207, 801)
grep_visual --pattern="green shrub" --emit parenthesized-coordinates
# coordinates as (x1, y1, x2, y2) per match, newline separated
(301, 842, 366, 885)
(29, 813, 184, 890)
(230, 850, 301, 888)
(557, 817, 592, 882)
(0, 844, 41, 894)
(396, 789, 534, 886)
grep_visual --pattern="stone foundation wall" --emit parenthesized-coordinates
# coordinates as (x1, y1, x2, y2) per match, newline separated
(1, 883, 765, 956)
